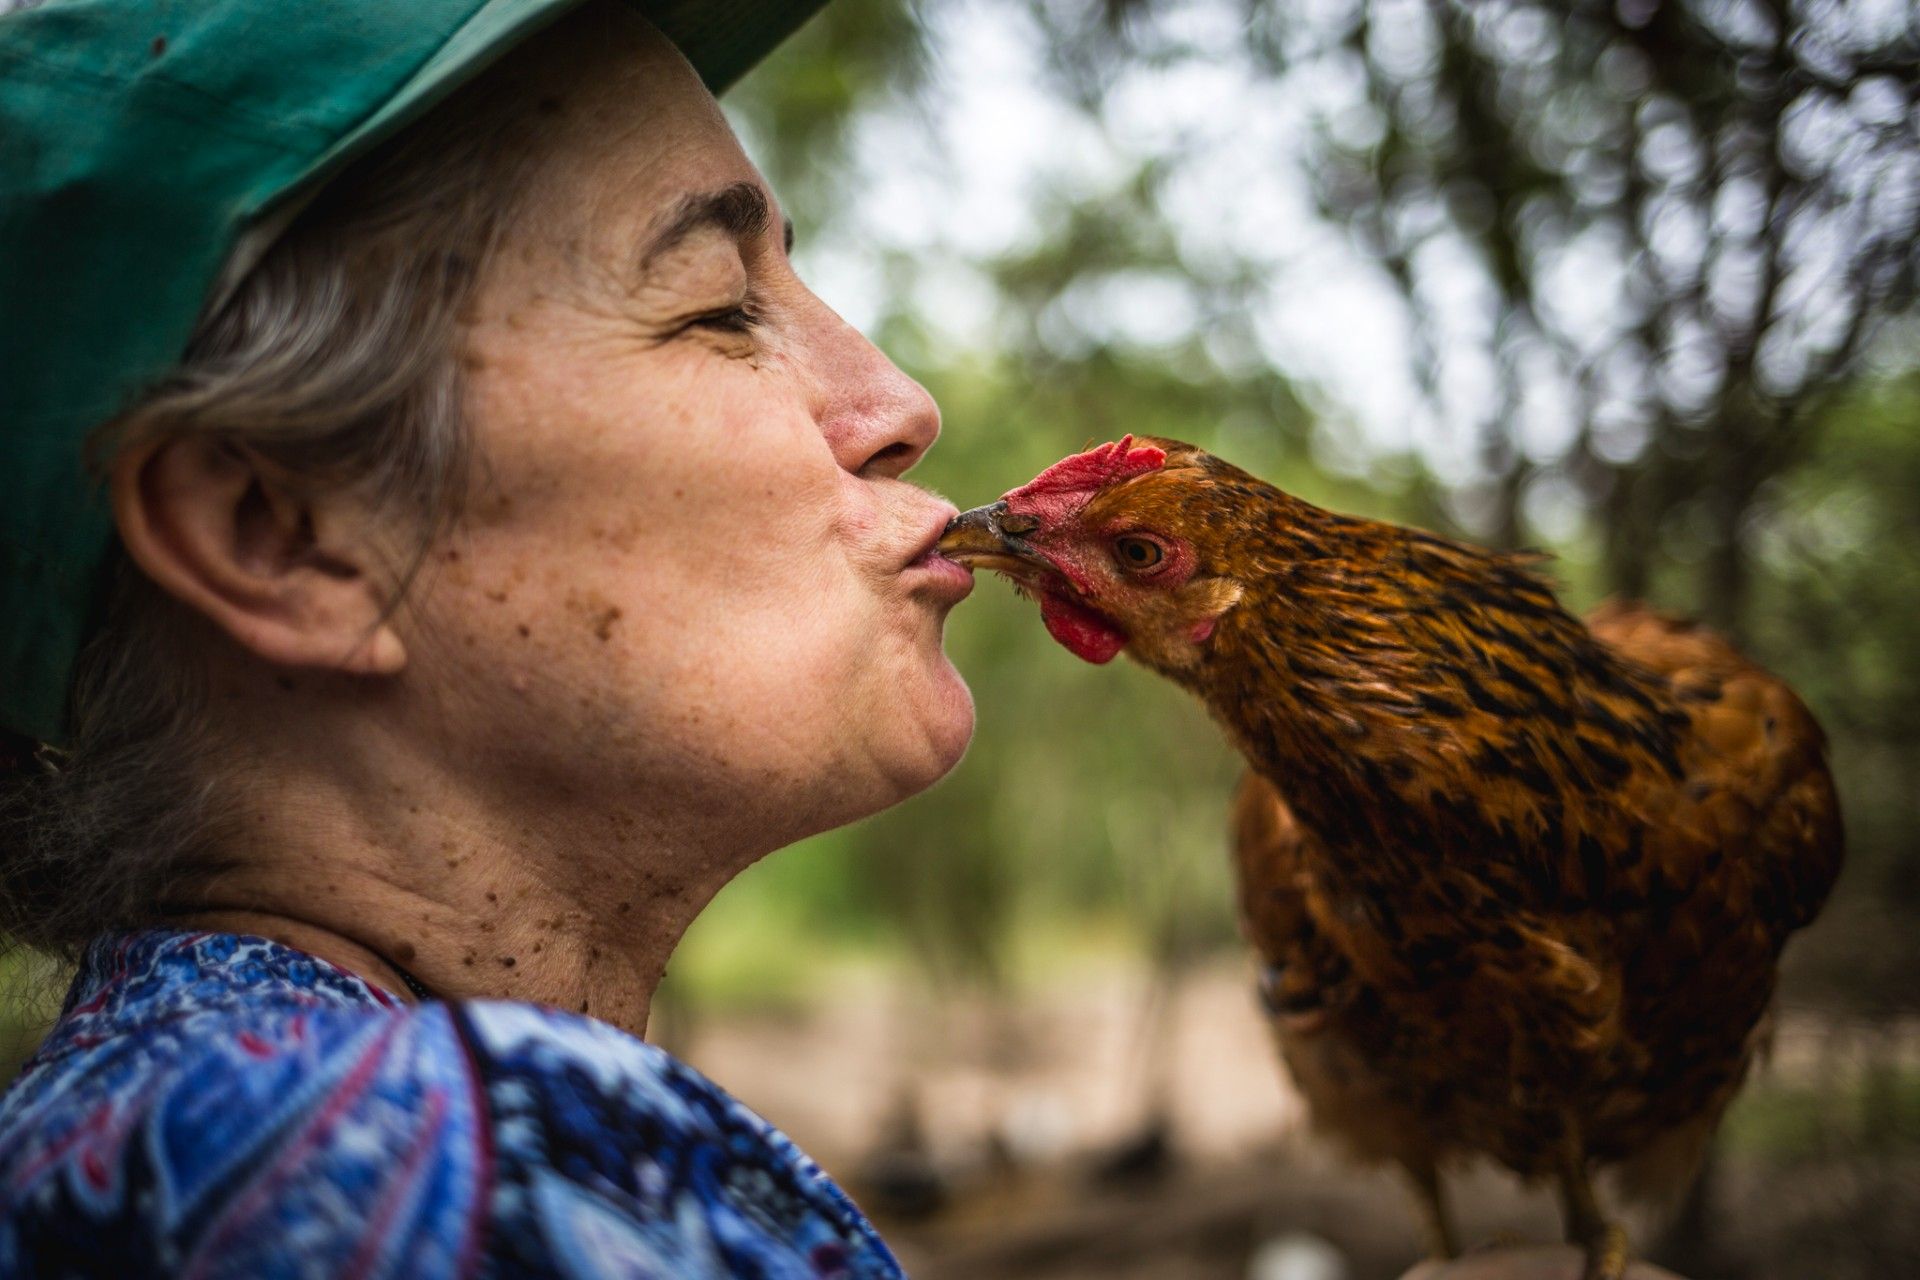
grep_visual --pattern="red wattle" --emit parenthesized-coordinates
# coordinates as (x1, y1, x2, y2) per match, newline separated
(1040, 591, 1128, 664)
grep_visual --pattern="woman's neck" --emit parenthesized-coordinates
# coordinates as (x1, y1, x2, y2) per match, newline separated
(172, 736, 747, 1038)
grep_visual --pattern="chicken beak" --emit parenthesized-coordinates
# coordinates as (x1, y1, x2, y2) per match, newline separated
(937, 501, 1041, 573)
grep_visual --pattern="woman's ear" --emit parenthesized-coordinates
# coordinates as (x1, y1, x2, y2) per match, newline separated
(110, 434, 408, 675)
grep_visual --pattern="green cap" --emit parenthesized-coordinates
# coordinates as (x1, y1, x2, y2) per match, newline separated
(0, 0, 824, 747)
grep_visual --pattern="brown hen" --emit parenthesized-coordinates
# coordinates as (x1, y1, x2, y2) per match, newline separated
(938, 436, 1842, 1280)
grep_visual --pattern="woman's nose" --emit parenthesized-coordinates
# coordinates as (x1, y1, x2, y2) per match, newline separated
(804, 300, 941, 479)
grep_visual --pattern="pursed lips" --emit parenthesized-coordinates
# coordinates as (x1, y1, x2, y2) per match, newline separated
(899, 502, 975, 602)
(903, 502, 962, 571)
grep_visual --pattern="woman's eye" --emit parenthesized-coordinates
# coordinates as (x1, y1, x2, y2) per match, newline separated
(688, 301, 761, 334)
(1115, 536, 1164, 571)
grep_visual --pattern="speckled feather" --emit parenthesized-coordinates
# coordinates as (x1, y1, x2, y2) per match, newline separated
(1000, 438, 1844, 1204)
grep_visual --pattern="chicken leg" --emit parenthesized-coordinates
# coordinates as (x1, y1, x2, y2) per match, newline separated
(1404, 1157, 1460, 1260)
(1556, 1120, 1630, 1280)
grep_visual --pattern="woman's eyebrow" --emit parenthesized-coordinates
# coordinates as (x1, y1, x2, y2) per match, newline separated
(637, 181, 782, 271)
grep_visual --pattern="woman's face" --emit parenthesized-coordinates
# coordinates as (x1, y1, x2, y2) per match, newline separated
(412, 15, 974, 851)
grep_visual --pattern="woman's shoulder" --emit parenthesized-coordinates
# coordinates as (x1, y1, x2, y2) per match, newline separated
(0, 930, 900, 1279)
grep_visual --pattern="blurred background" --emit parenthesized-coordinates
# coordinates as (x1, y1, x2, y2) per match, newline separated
(6, 0, 1918, 1276)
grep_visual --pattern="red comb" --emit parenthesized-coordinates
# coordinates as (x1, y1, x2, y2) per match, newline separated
(1006, 435, 1167, 502)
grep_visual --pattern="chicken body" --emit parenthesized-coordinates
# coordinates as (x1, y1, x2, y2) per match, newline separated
(939, 437, 1843, 1277)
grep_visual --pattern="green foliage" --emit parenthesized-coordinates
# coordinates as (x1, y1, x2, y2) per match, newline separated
(0, 950, 66, 1081)
(719, 0, 929, 244)
(1746, 370, 1920, 1014)
(1723, 1064, 1920, 1163)
(671, 0, 1920, 1026)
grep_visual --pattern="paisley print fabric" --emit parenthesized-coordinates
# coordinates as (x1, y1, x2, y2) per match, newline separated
(0, 930, 902, 1279)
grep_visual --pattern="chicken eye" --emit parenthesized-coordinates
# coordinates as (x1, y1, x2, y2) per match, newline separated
(1114, 535, 1164, 572)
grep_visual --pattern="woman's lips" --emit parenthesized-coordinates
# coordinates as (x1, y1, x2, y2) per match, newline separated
(899, 503, 974, 603)
(904, 546, 975, 603)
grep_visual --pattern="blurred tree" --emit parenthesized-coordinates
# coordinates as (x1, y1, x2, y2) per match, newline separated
(1029, 0, 1920, 640)
(723, 0, 931, 241)
(1749, 366, 1920, 1017)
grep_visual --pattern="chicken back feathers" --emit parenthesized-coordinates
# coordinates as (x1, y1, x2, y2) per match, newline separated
(942, 436, 1843, 1199)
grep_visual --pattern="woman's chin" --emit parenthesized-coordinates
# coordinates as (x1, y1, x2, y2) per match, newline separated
(865, 654, 975, 803)
(923, 654, 977, 772)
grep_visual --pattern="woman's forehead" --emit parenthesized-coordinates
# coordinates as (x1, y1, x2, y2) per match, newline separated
(520, 12, 767, 235)
(579, 145, 778, 284)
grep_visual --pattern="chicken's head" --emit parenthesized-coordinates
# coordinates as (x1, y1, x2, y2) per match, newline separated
(937, 435, 1246, 670)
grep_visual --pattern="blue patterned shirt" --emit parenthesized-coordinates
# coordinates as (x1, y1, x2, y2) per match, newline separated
(0, 930, 903, 1279)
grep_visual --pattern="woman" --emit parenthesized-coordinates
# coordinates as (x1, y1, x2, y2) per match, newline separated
(0, 0, 967, 1274)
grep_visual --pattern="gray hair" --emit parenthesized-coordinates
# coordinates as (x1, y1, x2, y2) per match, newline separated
(0, 61, 553, 960)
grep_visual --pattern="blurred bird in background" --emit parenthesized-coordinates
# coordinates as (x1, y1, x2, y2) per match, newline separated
(938, 436, 1843, 1280)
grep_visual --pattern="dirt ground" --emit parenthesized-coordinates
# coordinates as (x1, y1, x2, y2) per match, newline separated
(662, 959, 1920, 1280)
